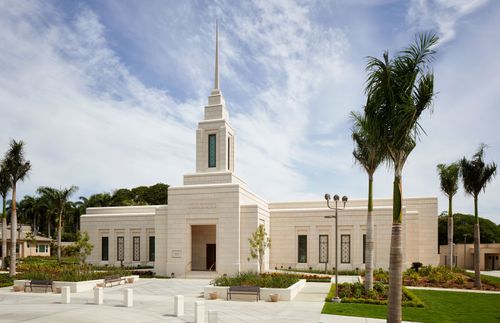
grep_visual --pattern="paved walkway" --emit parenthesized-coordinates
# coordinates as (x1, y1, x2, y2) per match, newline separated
(0, 278, 378, 323)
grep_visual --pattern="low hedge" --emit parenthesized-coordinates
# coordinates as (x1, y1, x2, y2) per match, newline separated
(324, 282, 424, 307)
(213, 272, 300, 288)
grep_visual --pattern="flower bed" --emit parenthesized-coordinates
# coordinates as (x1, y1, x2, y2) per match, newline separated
(0, 274, 13, 288)
(16, 262, 131, 282)
(325, 282, 424, 307)
(372, 266, 500, 291)
(213, 272, 300, 288)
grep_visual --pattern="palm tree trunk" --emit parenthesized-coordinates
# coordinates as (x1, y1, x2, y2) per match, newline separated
(447, 196, 453, 269)
(387, 173, 403, 323)
(57, 211, 62, 263)
(1, 197, 7, 270)
(473, 195, 481, 288)
(365, 174, 374, 291)
(9, 185, 17, 277)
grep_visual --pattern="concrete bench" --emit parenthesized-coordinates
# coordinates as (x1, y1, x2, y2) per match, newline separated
(227, 286, 260, 301)
(24, 280, 54, 293)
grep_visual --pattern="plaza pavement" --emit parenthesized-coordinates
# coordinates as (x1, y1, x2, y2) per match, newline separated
(0, 276, 394, 323)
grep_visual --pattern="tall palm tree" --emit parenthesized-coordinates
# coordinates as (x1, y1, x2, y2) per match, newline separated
(351, 110, 385, 290)
(365, 32, 438, 322)
(460, 144, 496, 288)
(437, 163, 460, 269)
(2, 140, 31, 276)
(0, 166, 11, 270)
(37, 186, 78, 262)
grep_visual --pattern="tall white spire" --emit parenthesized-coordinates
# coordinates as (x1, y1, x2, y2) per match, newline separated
(214, 20, 220, 91)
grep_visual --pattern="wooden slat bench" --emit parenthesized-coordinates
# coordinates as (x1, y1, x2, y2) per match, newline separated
(24, 280, 54, 293)
(227, 286, 261, 301)
(104, 275, 126, 287)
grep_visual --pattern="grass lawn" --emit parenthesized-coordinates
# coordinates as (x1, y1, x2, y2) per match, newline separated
(322, 289, 500, 323)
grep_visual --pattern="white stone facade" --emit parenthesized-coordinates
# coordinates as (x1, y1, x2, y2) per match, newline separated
(81, 25, 439, 275)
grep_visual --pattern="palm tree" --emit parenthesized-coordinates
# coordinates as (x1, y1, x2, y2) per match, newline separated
(437, 163, 460, 269)
(2, 140, 31, 276)
(351, 110, 385, 290)
(460, 144, 497, 288)
(0, 166, 11, 270)
(37, 186, 78, 262)
(364, 32, 438, 322)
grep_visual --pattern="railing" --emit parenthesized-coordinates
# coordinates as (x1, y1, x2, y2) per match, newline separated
(209, 263, 216, 272)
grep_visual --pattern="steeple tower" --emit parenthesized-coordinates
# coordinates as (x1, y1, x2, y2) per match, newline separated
(213, 20, 220, 92)
(183, 21, 236, 185)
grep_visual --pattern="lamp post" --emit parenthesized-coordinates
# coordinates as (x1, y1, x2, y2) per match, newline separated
(324, 193, 348, 303)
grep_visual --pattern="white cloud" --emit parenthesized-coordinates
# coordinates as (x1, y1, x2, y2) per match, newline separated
(407, 0, 490, 43)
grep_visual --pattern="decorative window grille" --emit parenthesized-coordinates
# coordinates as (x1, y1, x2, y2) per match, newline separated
(298, 235, 307, 263)
(133, 236, 140, 261)
(101, 237, 109, 261)
(208, 134, 216, 167)
(319, 235, 328, 263)
(341, 234, 351, 263)
(117, 236, 124, 261)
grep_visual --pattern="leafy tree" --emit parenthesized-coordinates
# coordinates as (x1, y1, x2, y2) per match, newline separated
(438, 213, 500, 245)
(110, 188, 135, 206)
(2, 139, 32, 276)
(364, 32, 438, 322)
(74, 231, 93, 265)
(248, 224, 271, 273)
(37, 186, 78, 263)
(437, 163, 460, 268)
(144, 183, 169, 205)
(460, 144, 497, 288)
(351, 110, 386, 290)
(0, 166, 11, 270)
(86, 193, 112, 207)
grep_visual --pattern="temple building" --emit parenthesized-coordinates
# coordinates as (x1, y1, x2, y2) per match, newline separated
(80, 25, 438, 276)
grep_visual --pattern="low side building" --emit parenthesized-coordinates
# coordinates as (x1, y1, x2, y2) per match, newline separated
(0, 225, 51, 259)
(439, 243, 500, 270)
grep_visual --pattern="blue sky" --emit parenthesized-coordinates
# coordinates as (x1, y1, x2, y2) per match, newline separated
(1, 0, 499, 223)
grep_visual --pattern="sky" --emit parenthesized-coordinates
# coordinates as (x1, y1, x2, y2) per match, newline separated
(1, 0, 499, 223)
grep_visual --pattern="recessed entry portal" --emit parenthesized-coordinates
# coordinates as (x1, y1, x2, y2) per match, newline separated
(191, 225, 216, 271)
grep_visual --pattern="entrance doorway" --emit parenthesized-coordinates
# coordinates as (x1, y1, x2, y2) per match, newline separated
(486, 254, 499, 270)
(191, 225, 216, 271)
(207, 244, 216, 270)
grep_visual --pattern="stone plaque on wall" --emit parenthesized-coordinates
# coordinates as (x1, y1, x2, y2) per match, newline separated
(172, 250, 182, 258)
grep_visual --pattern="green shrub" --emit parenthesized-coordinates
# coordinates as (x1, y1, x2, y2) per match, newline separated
(0, 274, 13, 288)
(213, 272, 299, 288)
(325, 283, 424, 307)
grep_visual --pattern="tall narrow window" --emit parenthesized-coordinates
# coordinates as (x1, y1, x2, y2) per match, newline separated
(133, 236, 140, 261)
(149, 236, 155, 262)
(208, 134, 216, 168)
(298, 235, 307, 263)
(319, 235, 328, 264)
(117, 236, 124, 261)
(363, 234, 366, 264)
(227, 137, 231, 170)
(102, 237, 109, 261)
(341, 234, 351, 263)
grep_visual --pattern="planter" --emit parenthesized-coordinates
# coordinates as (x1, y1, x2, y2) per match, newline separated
(96, 283, 104, 288)
(208, 291, 218, 300)
(12, 285, 24, 292)
(55, 287, 62, 294)
(127, 278, 134, 284)
(203, 280, 307, 301)
(269, 293, 279, 302)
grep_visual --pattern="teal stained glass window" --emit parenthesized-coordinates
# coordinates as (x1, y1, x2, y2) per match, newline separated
(208, 134, 216, 168)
